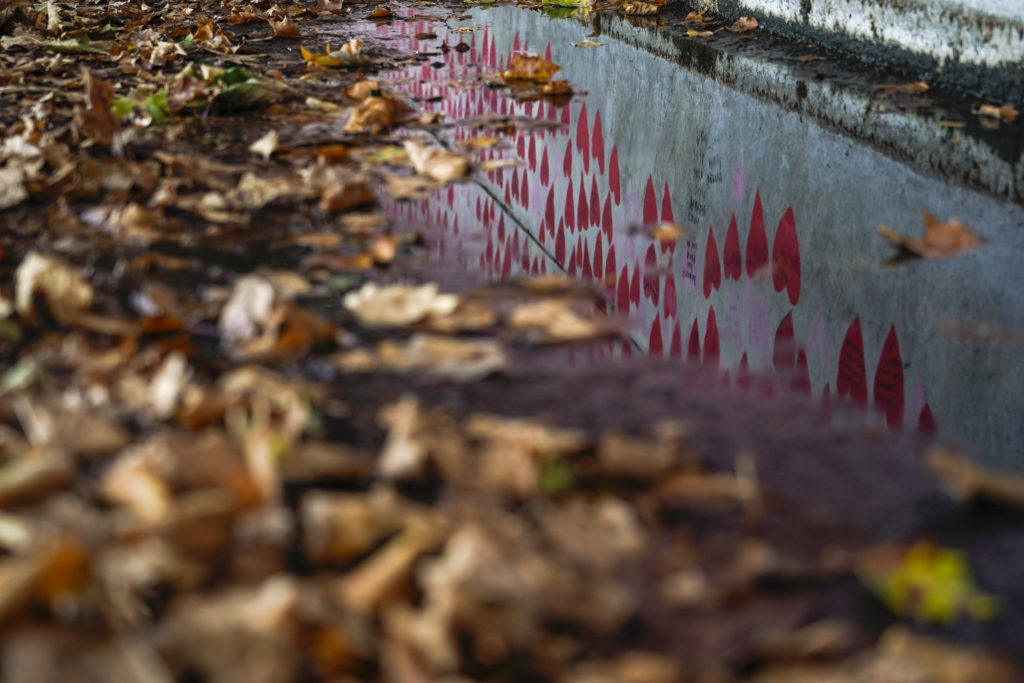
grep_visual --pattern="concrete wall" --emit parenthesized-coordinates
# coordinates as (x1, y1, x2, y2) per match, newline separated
(704, 0, 1024, 100)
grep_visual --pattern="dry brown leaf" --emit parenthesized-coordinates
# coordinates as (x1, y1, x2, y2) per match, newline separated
(343, 282, 459, 327)
(648, 222, 690, 242)
(974, 103, 1018, 122)
(871, 81, 930, 96)
(76, 68, 120, 152)
(621, 0, 665, 15)
(374, 334, 506, 381)
(370, 4, 392, 18)
(727, 16, 759, 32)
(344, 95, 403, 134)
(314, 0, 345, 13)
(878, 212, 982, 259)
(15, 251, 94, 324)
(501, 54, 562, 84)
(925, 446, 1024, 507)
(685, 29, 714, 38)
(249, 130, 279, 160)
(508, 299, 613, 342)
(403, 140, 470, 183)
(345, 79, 380, 101)
(268, 15, 301, 37)
(683, 11, 706, 22)
(318, 179, 376, 213)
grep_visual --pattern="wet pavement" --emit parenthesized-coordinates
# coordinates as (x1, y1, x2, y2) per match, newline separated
(356, 6, 1024, 469)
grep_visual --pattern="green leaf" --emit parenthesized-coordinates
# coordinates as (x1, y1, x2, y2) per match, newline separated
(539, 459, 574, 494)
(43, 38, 106, 54)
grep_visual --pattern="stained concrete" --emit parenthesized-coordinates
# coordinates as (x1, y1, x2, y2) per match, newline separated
(698, 0, 1024, 101)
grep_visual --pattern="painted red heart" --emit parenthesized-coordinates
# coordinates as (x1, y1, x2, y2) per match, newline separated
(917, 403, 936, 434)
(564, 179, 575, 231)
(704, 306, 720, 364)
(669, 320, 682, 357)
(772, 207, 801, 305)
(617, 264, 630, 311)
(578, 182, 589, 228)
(563, 139, 572, 178)
(602, 195, 613, 241)
(663, 275, 677, 318)
(687, 318, 701, 360)
(643, 177, 658, 225)
(724, 213, 741, 280)
(576, 103, 590, 174)
(836, 317, 867, 405)
(590, 177, 600, 226)
(649, 318, 663, 355)
(592, 111, 605, 173)
(746, 189, 768, 277)
(540, 148, 550, 186)
(873, 325, 905, 428)
(643, 244, 659, 305)
(608, 146, 621, 204)
(630, 266, 640, 307)
(773, 311, 795, 370)
(703, 225, 722, 299)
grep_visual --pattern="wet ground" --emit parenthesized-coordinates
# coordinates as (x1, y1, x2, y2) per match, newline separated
(3, 1, 1024, 680)
(359, 4, 1024, 470)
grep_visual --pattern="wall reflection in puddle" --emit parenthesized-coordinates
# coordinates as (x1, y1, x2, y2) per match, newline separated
(377, 7, 1024, 468)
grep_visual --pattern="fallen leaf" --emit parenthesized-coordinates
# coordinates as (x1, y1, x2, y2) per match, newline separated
(343, 282, 459, 327)
(974, 103, 1018, 123)
(872, 81, 930, 96)
(370, 5, 392, 18)
(572, 38, 603, 48)
(374, 334, 506, 381)
(727, 16, 758, 32)
(75, 68, 120, 152)
(268, 15, 301, 37)
(925, 446, 1024, 508)
(684, 11, 706, 22)
(15, 252, 94, 325)
(249, 130, 279, 160)
(621, 0, 665, 15)
(878, 212, 982, 259)
(344, 95, 404, 134)
(501, 54, 562, 84)
(403, 140, 470, 183)
(508, 299, 614, 342)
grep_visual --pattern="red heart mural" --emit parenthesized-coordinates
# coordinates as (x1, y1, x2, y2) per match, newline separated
(772, 207, 801, 305)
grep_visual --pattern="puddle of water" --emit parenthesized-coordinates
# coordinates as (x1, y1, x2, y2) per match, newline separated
(368, 7, 1024, 469)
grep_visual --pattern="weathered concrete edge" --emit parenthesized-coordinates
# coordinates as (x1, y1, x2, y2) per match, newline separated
(597, 14, 1023, 207)
(690, 0, 1024, 102)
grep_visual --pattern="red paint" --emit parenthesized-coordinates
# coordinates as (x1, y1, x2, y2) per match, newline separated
(669, 320, 682, 357)
(630, 266, 640, 306)
(661, 182, 675, 223)
(555, 220, 566, 263)
(545, 43, 552, 61)
(609, 146, 621, 204)
(564, 179, 575, 230)
(590, 177, 600, 226)
(605, 245, 616, 284)
(643, 244, 659, 305)
(724, 213, 741, 280)
(703, 225, 722, 299)
(918, 403, 937, 434)
(649, 318, 663, 354)
(540, 148, 550, 186)
(773, 311, 795, 370)
(772, 207, 801, 305)
(563, 139, 572, 178)
(577, 103, 590, 174)
(528, 136, 537, 171)
(578, 182, 589, 228)
(793, 350, 811, 394)
(746, 190, 768, 277)
(582, 242, 593, 280)
(545, 187, 556, 233)
(663, 275, 677, 318)
(602, 195, 614, 241)
(617, 265, 630, 311)
(704, 307, 720, 364)
(687, 318, 701, 360)
(521, 169, 529, 206)
(592, 111, 605, 173)
(643, 177, 658, 225)
(837, 317, 868, 406)
(873, 325, 905, 428)
(593, 239, 603, 283)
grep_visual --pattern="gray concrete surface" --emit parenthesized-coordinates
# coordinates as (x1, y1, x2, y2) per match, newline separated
(699, 0, 1024, 101)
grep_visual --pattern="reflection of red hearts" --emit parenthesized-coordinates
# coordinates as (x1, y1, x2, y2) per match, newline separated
(663, 275, 677, 318)
(643, 244, 659, 305)
(609, 147, 621, 204)
(918, 404, 936, 434)
(590, 177, 600, 226)
(578, 182, 589, 228)
(773, 311, 795, 370)
(540, 148, 550, 186)
(576, 103, 590, 174)
(602, 195, 613, 241)
(737, 352, 752, 391)
(836, 317, 867, 405)
(617, 265, 630, 311)
(545, 188, 556, 235)
(592, 111, 604, 173)
(564, 179, 575, 231)
(724, 214, 741, 280)
(703, 226, 722, 299)
(746, 190, 768, 277)
(669, 320, 682, 357)
(643, 177, 658, 225)
(772, 207, 801, 305)
(793, 350, 811, 394)
(661, 182, 675, 223)
(555, 221, 566, 263)
(873, 325, 905, 428)
(649, 318, 663, 354)
(687, 318, 701, 360)
(704, 307, 720, 364)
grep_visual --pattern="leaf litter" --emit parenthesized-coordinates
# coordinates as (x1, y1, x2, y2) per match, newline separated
(0, 0, 1020, 680)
